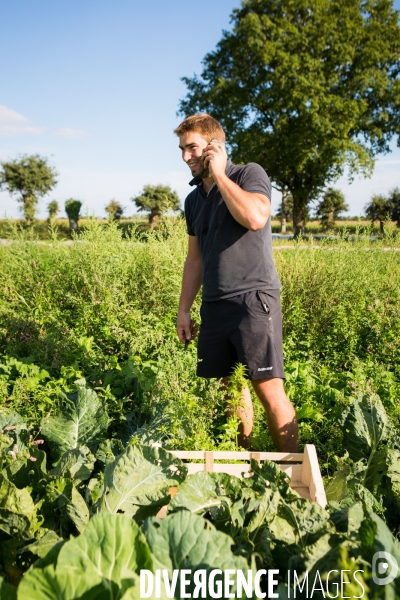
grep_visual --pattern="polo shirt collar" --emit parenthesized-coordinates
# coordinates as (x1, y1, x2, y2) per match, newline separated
(189, 159, 234, 187)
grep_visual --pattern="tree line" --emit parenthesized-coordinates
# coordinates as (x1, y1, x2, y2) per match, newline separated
(0, 154, 180, 229)
(276, 186, 400, 233)
(0, 153, 399, 233)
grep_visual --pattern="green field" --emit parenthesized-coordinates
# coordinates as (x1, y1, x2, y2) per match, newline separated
(1, 219, 400, 597)
(0, 216, 393, 241)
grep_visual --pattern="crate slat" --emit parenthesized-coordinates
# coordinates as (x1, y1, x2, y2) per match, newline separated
(171, 450, 303, 461)
(277, 464, 303, 482)
(292, 485, 312, 501)
(167, 446, 327, 508)
(301, 445, 327, 507)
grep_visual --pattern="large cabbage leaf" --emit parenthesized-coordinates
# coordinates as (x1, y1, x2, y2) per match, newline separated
(41, 381, 109, 461)
(18, 513, 152, 600)
(19, 530, 63, 560)
(328, 395, 400, 513)
(341, 393, 389, 494)
(50, 445, 95, 484)
(0, 508, 31, 540)
(5, 446, 48, 490)
(168, 471, 240, 516)
(268, 497, 332, 571)
(0, 410, 29, 453)
(0, 575, 17, 600)
(100, 445, 186, 519)
(0, 473, 35, 542)
(250, 459, 297, 499)
(0, 473, 35, 520)
(0, 410, 27, 433)
(46, 478, 89, 533)
(285, 512, 400, 599)
(142, 511, 250, 600)
(342, 394, 388, 463)
(168, 470, 283, 567)
(387, 449, 400, 497)
(329, 502, 365, 535)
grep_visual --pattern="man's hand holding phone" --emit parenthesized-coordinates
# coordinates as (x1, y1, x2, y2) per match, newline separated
(202, 139, 227, 180)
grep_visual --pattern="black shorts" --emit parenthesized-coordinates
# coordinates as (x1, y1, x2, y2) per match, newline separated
(197, 289, 285, 380)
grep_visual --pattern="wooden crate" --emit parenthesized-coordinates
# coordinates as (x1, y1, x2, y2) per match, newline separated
(168, 444, 327, 507)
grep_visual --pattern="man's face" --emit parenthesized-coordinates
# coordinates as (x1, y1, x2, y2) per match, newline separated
(179, 131, 209, 179)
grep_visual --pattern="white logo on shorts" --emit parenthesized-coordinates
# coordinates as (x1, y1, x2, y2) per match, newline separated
(258, 367, 273, 371)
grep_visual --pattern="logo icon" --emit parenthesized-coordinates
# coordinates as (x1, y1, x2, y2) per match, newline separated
(372, 551, 398, 585)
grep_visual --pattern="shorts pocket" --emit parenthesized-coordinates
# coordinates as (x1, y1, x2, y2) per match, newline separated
(244, 291, 272, 322)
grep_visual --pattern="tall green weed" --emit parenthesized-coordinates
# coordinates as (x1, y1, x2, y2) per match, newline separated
(0, 219, 399, 463)
(277, 233, 400, 371)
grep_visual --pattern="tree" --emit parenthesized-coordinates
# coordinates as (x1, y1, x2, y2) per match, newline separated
(132, 184, 180, 226)
(0, 154, 57, 225)
(315, 188, 349, 231)
(388, 186, 400, 227)
(105, 199, 124, 220)
(179, 0, 400, 236)
(65, 199, 82, 231)
(365, 194, 392, 234)
(274, 190, 293, 233)
(47, 200, 59, 222)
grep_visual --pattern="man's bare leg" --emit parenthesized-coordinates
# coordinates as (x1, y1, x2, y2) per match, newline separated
(251, 377, 298, 452)
(222, 377, 253, 449)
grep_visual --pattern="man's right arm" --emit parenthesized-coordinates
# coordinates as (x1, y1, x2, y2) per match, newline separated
(176, 235, 202, 344)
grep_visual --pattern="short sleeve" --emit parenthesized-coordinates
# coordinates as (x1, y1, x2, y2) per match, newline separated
(237, 163, 271, 202)
(184, 196, 195, 236)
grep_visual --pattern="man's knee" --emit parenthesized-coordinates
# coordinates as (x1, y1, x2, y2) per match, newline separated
(251, 377, 291, 409)
(251, 377, 285, 396)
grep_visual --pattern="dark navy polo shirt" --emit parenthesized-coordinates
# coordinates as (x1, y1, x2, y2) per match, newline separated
(184, 160, 281, 301)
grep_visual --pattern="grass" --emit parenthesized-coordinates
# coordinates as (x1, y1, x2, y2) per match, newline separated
(0, 216, 148, 241)
(0, 216, 395, 241)
(271, 218, 387, 235)
(0, 217, 399, 476)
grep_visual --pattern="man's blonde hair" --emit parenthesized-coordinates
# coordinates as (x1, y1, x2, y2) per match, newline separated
(174, 113, 226, 143)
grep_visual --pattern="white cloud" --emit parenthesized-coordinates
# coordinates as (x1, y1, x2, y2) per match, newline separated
(0, 106, 28, 124)
(0, 105, 44, 136)
(56, 128, 88, 139)
(0, 107, 88, 139)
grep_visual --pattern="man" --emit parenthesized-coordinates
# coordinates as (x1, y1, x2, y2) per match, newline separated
(174, 114, 298, 452)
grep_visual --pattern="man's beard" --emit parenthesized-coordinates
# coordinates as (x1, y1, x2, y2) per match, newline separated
(194, 159, 209, 179)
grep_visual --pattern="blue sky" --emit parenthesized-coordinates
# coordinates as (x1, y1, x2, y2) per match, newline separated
(1, 0, 399, 220)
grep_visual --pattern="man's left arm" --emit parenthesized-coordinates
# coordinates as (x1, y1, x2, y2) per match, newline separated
(203, 141, 271, 231)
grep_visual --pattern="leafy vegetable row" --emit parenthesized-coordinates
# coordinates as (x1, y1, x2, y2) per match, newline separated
(1, 382, 399, 597)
